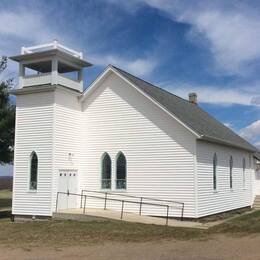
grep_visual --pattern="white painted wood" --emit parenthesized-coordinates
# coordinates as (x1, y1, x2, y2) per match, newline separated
(22, 73, 82, 91)
(79, 73, 197, 218)
(22, 40, 83, 59)
(57, 170, 78, 210)
(12, 91, 55, 216)
(16, 42, 87, 92)
(23, 74, 52, 87)
(80, 67, 201, 138)
(51, 87, 82, 213)
(58, 74, 82, 92)
(12, 65, 258, 219)
(196, 140, 254, 217)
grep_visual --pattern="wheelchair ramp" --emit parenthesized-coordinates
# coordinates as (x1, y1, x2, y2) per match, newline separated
(53, 208, 208, 229)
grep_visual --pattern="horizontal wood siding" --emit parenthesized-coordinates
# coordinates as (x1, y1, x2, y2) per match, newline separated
(12, 92, 54, 216)
(52, 88, 81, 212)
(196, 140, 254, 217)
(80, 73, 196, 217)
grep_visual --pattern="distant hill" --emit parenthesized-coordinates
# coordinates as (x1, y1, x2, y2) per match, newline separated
(0, 176, 13, 190)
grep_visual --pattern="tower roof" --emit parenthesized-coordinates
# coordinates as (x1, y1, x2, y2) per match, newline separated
(9, 41, 92, 73)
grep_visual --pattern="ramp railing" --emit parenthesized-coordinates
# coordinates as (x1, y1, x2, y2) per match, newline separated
(80, 189, 184, 220)
(55, 191, 172, 225)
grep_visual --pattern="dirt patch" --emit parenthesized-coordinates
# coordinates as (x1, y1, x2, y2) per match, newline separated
(0, 234, 260, 260)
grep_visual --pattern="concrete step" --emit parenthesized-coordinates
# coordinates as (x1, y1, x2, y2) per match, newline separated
(252, 196, 260, 209)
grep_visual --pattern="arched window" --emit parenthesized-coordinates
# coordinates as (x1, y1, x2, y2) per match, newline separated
(213, 153, 217, 190)
(29, 151, 38, 190)
(116, 152, 127, 189)
(229, 156, 233, 189)
(101, 153, 111, 189)
(243, 158, 246, 188)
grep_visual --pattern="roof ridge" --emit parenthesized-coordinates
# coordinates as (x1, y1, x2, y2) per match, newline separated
(110, 65, 193, 105)
(109, 64, 256, 152)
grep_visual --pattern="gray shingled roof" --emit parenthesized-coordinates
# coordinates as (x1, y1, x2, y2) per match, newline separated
(111, 65, 257, 152)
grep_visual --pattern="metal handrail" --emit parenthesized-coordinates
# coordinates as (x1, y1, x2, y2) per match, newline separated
(81, 189, 184, 220)
(55, 191, 170, 225)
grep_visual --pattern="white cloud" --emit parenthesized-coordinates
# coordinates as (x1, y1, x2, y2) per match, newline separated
(123, 0, 260, 75)
(0, 12, 46, 42)
(224, 122, 232, 128)
(162, 82, 260, 106)
(0, 6, 158, 79)
(90, 54, 157, 77)
(240, 120, 260, 146)
(255, 141, 260, 149)
(188, 10, 260, 74)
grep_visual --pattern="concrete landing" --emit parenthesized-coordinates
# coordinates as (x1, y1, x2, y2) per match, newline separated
(54, 208, 212, 229)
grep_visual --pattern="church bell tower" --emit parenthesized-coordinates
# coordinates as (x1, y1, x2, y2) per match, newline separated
(10, 40, 92, 92)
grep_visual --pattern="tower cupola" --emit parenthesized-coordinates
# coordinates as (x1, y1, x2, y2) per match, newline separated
(9, 40, 92, 92)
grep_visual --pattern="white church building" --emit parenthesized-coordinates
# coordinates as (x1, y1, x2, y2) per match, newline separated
(10, 42, 260, 219)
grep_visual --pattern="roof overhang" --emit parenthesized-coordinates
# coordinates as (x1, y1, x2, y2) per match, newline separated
(200, 135, 257, 153)
(9, 49, 92, 71)
(9, 84, 81, 96)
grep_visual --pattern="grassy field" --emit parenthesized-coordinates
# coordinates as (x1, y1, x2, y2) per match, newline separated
(1, 210, 260, 248)
(0, 188, 259, 248)
(0, 219, 206, 248)
(0, 189, 12, 211)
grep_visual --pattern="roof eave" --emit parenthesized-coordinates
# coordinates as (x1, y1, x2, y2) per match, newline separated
(200, 135, 257, 152)
(9, 49, 92, 67)
(9, 84, 81, 96)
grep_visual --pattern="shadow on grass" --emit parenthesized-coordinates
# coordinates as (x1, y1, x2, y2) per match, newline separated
(0, 198, 12, 209)
(0, 210, 11, 219)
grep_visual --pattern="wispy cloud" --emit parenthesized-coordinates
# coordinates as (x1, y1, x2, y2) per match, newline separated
(0, 12, 52, 42)
(90, 54, 157, 77)
(160, 81, 260, 107)
(0, 3, 158, 79)
(116, 0, 260, 76)
(255, 141, 260, 149)
(239, 120, 260, 148)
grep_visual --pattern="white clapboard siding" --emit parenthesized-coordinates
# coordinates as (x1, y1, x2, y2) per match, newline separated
(196, 140, 254, 217)
(80, 73, 196, 218)
(12, 92, 54, 216)
(51, 88, 81, 212)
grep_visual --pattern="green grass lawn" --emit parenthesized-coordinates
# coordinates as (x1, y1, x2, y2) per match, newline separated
(1, 210, 260, 248)
(212, 210, 260, 234)
(0, 219, 206, 248)
(0, 189, 259, 248)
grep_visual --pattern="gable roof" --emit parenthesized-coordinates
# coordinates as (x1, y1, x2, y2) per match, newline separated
(110, 65, 257, 152)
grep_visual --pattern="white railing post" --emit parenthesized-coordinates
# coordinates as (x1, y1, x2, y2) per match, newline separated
(19, 63, 25, 88)
(51, 58, 58, 85)
(78, 69, 83, 92)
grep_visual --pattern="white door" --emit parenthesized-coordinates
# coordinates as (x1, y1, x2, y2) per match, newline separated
(58, 170, 78, 210)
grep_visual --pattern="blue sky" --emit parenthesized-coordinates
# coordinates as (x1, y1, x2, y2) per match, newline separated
(0, 0, 260, 175)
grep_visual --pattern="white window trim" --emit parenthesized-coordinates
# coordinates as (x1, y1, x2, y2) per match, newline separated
(115, 152, 127, 191)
